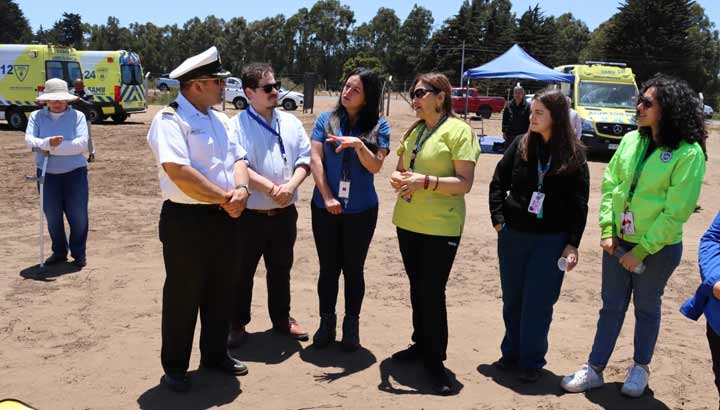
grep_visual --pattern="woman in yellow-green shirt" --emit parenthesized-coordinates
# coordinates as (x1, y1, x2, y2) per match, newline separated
(389, 72, 480, 395)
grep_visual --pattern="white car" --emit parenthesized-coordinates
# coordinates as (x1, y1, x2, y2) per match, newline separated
(704, 104, 714, 119)
(224, 80, 304, 111)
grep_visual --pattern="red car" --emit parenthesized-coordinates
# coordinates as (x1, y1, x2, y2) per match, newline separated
(451, 87, 505, 118)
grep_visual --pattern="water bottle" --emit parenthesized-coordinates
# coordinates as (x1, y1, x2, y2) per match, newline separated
(614, 247, 646, 274)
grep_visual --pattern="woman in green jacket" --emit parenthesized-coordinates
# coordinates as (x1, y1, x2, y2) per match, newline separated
(562, 74, 706, 397)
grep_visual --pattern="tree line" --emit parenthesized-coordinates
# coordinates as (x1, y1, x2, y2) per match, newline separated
(2, 0, 719, 106)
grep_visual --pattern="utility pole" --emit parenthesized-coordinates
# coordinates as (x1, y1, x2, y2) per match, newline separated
(459, 40, 466, 86)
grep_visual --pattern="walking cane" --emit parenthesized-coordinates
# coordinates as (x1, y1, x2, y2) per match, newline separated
(25, 148, 50, 271)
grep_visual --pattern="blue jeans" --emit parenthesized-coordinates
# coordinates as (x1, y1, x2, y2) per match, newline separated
(40, 167, 89, 260)
(588, 240, 682, 369)
(498, 226, 568, 369)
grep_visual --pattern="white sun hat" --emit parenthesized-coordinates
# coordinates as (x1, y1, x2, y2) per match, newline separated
(36, 78, 79, 101)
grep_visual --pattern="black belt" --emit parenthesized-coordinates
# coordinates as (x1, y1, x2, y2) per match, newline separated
(245, 205, 294, 217)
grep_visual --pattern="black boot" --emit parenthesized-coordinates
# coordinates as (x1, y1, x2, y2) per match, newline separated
(341, 315, 360, 352)
(312, 313, 336, 348)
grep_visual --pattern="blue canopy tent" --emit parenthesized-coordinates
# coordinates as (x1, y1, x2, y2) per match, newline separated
(461, 44, 573, 153)
(462, 44, 574, 82)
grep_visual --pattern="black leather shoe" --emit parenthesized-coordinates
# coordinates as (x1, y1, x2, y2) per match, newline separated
(162, 373, 190, 393)
(492, 357, 518, 372)
(44, 253, 67, 265)
(201, 357, 248, 376)
(519, 368, 542, 383)
(72, 258, 86, 267)
(425, 362, 454, 395)
(391, 344, 421, 362)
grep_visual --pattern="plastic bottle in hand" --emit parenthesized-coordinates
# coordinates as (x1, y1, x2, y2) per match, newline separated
(613, 247, 646, 274)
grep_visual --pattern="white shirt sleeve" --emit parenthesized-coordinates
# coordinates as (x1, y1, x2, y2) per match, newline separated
(295, 118, 311, 167)
(147, 115, 191, 166)
(24, 111, 51, 151)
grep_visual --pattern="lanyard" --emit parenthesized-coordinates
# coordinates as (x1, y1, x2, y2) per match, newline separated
(536, 147, 552, 192)
(408, 115, 448, 171)
(247, 108, 287, 164)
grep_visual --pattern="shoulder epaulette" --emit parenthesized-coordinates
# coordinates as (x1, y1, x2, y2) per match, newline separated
(161, 101, 179, 115)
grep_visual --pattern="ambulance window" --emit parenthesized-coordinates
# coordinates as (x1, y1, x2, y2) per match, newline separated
(46, 61, 65, 82)
(68, 62, 82, 83)
(134, 66, 143, 84)
(121, 65, 142, 85)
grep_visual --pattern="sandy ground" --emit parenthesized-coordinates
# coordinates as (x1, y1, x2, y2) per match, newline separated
(0, 97, 718, 410)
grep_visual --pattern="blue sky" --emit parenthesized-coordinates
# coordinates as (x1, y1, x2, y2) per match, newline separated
(16, 0, 720, 32)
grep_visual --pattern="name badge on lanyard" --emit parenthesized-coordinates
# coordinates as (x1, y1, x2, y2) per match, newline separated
(247, 109, 292, 182)
(529, 149, 552, 218)
(338, 149, 351, 206)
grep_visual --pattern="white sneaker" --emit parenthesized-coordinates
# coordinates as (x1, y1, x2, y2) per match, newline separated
(561, 364, 605, 393)
(621, 364, 649, 398)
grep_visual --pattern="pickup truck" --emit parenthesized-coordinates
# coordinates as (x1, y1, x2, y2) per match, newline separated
(451, 87, 505, 118)
(157, 73, 179, 92)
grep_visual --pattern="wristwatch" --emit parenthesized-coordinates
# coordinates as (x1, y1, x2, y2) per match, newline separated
(235, 183, 251, 195)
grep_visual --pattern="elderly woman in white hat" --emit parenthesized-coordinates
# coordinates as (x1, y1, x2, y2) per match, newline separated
(25, 78, 90, 268)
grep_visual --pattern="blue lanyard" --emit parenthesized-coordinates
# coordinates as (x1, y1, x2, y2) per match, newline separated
(247, 108, 287, 164)
(536, 148, 552, 192)
(409, 114, 448, 171)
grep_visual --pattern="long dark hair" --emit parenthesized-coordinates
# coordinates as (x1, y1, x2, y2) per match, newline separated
(519, 87, 586, 175)
(334, 67, 381, 134)
(637, 74, 707, 156)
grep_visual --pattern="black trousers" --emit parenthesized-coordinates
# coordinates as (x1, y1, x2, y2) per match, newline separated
(233, 205, 297, 327)
(397, 227, 460, 364)
(159, 201, 243, 375)
(708, 323, 720, 396)
(311, 203, 378, 317)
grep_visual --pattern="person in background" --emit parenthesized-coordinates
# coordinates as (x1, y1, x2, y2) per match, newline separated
(227, 63, 312, 348)
(390, 72, 480, 394)
(489, 88, 589, 383)
(70, 79, 96, 162)
(501, 84, 530, 149)
(562, 74, 707, 398)
(25, 78, 89, 268)
(681, 211, 720, 410)
(567, 96, 581, 140)
(309, 67, 390, 352)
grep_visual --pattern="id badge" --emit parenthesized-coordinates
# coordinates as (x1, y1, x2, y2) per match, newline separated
(338, 180, 351, 199)
(528, 191, 545, 215)
(621, 211, 636, 235)
(283, 164, 293, 181)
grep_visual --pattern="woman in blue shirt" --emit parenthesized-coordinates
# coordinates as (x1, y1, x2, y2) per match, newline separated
(25, 78, 90, 267)
(309, 68, 390, 351)
(681, 211, 720, 408)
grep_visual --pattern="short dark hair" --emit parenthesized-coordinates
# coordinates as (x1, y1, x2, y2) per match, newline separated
(334, 67, 381, 134)
(519, 87, 586, 175)
(241, 63, 274, 93)
(638, 73, 707, 156)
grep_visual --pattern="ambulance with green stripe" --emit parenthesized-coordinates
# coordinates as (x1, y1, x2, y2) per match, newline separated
(556, 62, 639, 154)
(0, 44, 82, 130)
(77, 50, 146, 123)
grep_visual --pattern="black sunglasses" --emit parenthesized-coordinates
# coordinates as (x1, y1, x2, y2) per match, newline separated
(637, 95, 654, 109)
(258, 82, 281, 93)
(410, 87, 439, 100)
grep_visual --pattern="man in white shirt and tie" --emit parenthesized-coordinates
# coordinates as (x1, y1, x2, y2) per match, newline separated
(227, 63, 312, 347)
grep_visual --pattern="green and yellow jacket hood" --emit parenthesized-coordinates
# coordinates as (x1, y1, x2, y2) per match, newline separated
(599, 130, 705, 260)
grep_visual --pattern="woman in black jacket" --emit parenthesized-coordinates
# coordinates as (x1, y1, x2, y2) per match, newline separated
(489, 87, 590, 383)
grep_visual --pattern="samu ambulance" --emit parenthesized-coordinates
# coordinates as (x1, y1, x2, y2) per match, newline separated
(77, 50, 146, 123)
(555, 62, 639, 153)
(0, 44, 82, 130)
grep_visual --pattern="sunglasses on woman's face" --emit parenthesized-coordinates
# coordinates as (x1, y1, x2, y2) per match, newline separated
(410, 88, 438, 100)
(258, 82, 281, 94)
(637, 95, 654, 109)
